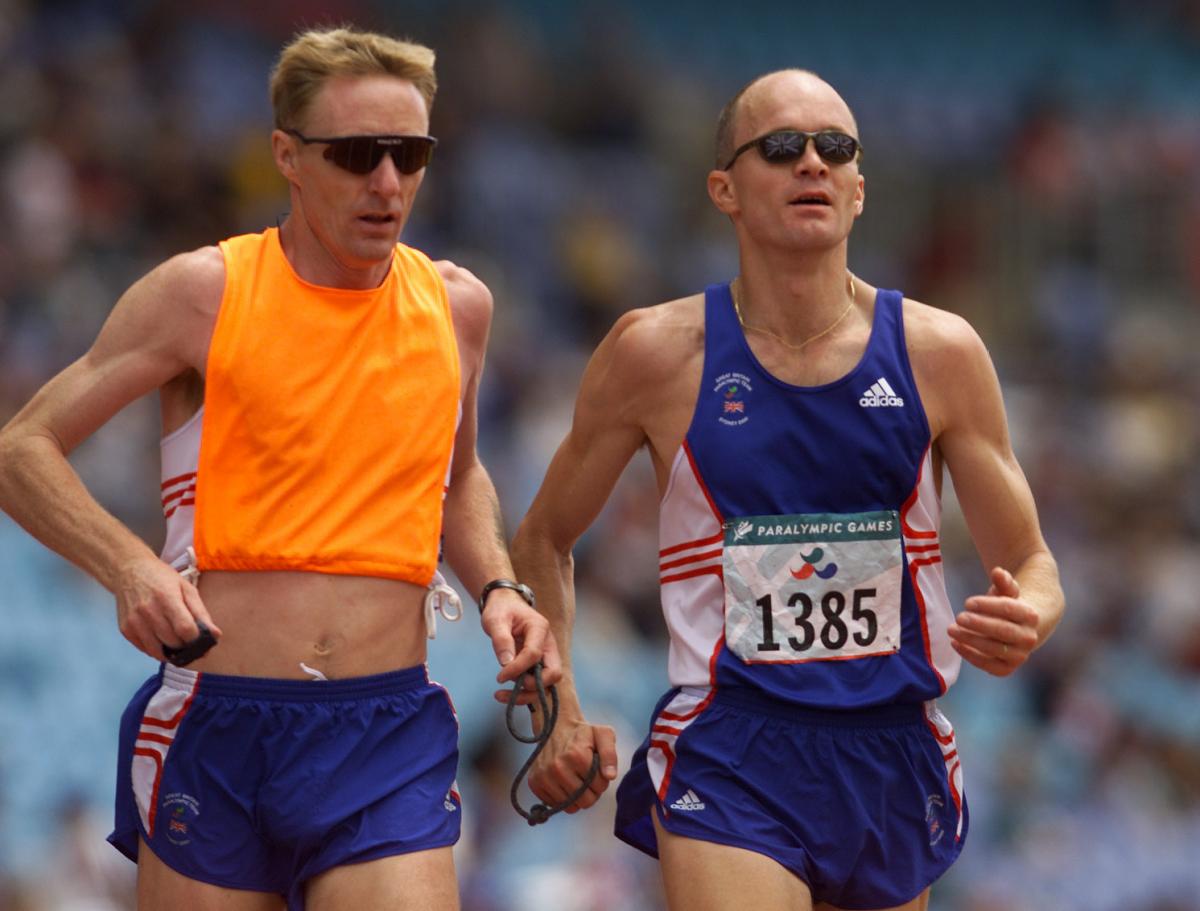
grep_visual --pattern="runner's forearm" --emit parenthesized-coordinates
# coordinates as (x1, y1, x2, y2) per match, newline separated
(0, 431, 155, 590)
(511, 520, 583, 709)
(440, 457, 519, 601)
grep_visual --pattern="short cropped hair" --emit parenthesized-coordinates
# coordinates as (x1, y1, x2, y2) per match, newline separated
(270, 26, 437, 130)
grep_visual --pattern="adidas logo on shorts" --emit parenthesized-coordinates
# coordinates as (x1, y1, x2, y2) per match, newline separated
(669, 789, 706, 812)
(859, 376, 904, 408)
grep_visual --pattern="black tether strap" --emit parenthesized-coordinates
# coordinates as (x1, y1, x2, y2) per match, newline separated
(506, 662, 601, 826)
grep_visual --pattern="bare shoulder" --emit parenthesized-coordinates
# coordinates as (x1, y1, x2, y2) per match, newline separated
(902, 296, 1003, 438)
(436, 260, 492, 329)
(95, 245, 224, 369)
(139, 245, 225, 309)
(434, 260, 493, 374)
(902, 296, 991, 376)
(4, 246, 226, 445)
(571, 292, 706, 452)
(602, 293, 705, 381)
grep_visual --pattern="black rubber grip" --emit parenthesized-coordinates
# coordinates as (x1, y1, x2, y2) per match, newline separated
(161, 622, 217, 667)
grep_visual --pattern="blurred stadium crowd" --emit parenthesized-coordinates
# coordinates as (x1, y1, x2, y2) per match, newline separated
(2, 1, 1200, 909)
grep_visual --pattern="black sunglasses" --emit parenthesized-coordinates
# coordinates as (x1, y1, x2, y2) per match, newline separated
(723, 129, 863, 170)
(286, 129, 437, 175)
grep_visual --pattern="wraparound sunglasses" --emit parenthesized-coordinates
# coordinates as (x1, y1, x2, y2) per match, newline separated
(286, 129, 437, 175)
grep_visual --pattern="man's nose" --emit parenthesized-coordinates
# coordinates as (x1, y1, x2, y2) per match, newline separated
(367, 152, 404, 195)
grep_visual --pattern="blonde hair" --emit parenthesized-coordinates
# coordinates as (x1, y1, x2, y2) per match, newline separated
(270, 26, 437, 130)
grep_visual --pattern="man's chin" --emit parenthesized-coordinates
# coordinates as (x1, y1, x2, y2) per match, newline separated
(352, 234, 402, 262)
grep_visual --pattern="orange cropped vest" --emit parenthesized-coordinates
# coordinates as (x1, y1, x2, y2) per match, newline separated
(193, 228, 460, 585)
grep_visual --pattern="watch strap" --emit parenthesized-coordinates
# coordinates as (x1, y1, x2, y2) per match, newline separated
(479, 578, 535, 613)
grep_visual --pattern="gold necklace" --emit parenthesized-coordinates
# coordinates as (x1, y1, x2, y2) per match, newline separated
(733, 273, 857, 352)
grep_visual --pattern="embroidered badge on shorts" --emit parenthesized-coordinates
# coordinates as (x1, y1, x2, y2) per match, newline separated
(925, 793, 945, 847)
(161, 792, 200, 847)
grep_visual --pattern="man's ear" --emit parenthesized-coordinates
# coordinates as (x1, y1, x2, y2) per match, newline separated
(272, 129, 299, 184)
(707, 168, 738, 216)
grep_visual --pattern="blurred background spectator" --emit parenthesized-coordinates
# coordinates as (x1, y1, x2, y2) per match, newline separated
(2, 1, 1199, 909)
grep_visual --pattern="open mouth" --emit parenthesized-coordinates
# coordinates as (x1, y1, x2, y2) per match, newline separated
(359, 213, 397, 225)
(789, 193, 831, 206)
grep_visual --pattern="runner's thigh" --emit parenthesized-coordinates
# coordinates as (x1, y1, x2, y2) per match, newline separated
(816, 890, 930, 911)
(305, 845, 459, 911)
(137, 836, 284, 911)
(653, 810, 814, 911)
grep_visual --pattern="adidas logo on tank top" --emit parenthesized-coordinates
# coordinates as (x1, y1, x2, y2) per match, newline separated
(859, 376, 905, 408)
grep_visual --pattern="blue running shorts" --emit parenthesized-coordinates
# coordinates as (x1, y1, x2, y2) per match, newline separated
(614, 686, 967, 909)
(109, 663, 460, 911)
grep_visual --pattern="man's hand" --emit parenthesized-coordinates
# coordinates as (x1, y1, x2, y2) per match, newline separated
(480, 589, 563, 687)
(524, 716, 618, 814)
(113, 558, 222, 662)
(947, 566, 1039, 677)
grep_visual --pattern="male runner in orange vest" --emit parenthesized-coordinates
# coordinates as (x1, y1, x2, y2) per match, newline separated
(0, 26, 557, 911)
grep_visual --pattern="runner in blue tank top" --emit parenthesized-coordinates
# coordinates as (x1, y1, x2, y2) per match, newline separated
(511, 69, 1064, 911)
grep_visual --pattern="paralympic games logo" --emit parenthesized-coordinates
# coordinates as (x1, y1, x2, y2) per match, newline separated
(790, 547, 838, 580)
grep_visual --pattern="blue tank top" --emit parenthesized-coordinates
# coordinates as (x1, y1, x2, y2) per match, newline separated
(656, 282, 960, 708)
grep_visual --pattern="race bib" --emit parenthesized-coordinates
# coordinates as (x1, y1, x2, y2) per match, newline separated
(724, 511, 904, 664)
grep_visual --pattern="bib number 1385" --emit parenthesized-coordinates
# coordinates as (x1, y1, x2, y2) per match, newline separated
(755, 589, 878, 653)
(724, 511, 903, 664)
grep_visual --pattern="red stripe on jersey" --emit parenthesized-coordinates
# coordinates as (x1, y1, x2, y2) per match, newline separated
(163, 498, 196, 519)
(659, 548, 723, 572)
(910, 559, 947, 694)
(707, 633, 724, 687)
(162, 486, 196, 507)
(900, 444, 938, 540)
(658, 530, 724, 558)
(660, 565, 723, 586)
(683, 441, 725, 526)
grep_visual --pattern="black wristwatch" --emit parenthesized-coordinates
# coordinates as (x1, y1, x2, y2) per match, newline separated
(478, 578, 535, 613)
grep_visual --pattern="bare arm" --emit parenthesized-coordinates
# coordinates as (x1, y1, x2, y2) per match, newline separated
(436, 262, 559, 686)
(914, 305, 1065, 676)
(510, 307, 684, 808)
(512, 317, 651, 698)
(0, 248, 225, 658)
